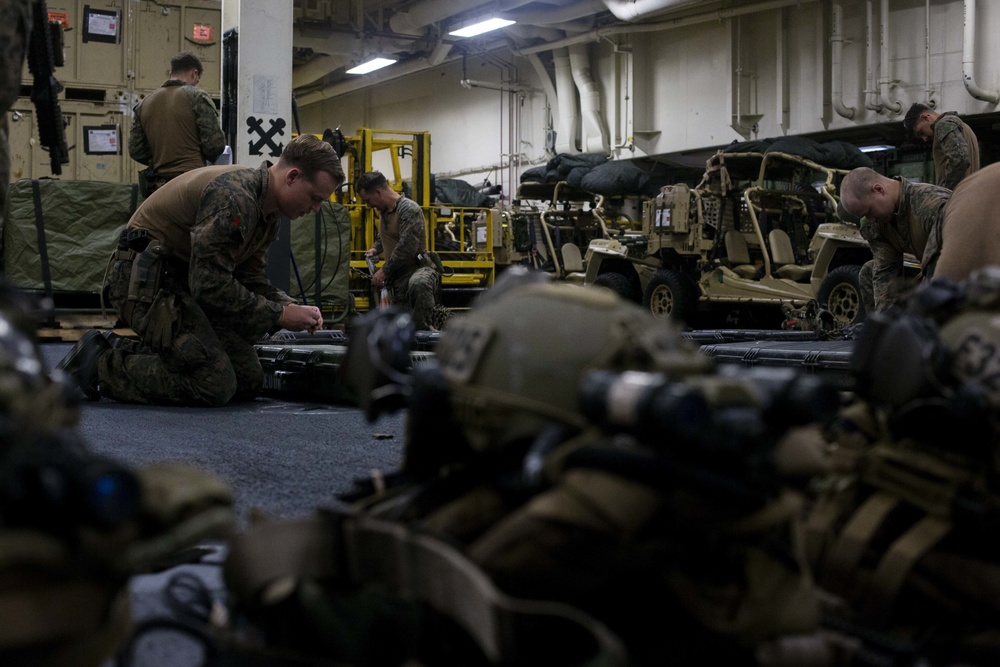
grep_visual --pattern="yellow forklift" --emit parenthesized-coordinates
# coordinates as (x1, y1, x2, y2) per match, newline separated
(328, 127, 498, 312)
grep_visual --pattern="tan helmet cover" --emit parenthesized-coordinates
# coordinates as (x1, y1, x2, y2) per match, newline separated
(434, 281, 705, 452)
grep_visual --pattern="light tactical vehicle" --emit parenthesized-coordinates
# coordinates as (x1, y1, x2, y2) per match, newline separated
(580, 151, 875, 326)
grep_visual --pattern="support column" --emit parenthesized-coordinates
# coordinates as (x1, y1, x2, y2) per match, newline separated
(222, 0, 293, 291)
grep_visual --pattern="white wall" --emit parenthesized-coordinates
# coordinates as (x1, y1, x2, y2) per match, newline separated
(298, 0, 1000, 192)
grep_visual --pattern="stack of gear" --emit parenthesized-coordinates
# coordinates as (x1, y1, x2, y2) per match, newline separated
(0, 282, 235, 667)
(222, 269, 838, 666)
(802, 266, 1000, 666)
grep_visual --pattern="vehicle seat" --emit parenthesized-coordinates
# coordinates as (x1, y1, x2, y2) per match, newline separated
(723, 231, 761, 279)
(768, 229, 813, 282)
(560, 243, 587, 283)
(561, 242, 584, 273)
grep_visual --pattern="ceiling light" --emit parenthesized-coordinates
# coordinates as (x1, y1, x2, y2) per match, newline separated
(448, 18, 515, 38)
(858, 144, 895, 153)
(346, 57, 397, 75)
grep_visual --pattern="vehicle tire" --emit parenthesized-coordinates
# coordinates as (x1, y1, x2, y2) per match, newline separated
(642, 269, 698, 324)
(592, 272, 635, 301)
(817, 265, 866, 326)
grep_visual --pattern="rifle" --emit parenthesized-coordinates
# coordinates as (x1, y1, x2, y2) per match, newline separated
(27, 0, 70, 176)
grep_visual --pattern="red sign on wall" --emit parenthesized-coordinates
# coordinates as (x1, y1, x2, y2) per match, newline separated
(48, 11, 69, 29)
(192, 24, 214, 42)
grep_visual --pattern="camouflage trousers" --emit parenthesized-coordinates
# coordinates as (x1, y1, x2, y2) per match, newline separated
(96, 258, 263, 406)
(389, 266, 441, 331)
(860, 259, 921, 312)
(859, 260, 876, 314)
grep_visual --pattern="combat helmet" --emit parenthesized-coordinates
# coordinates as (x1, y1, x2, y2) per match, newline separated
(850, 267, 1000, 449)
(428, 270, 707, 456)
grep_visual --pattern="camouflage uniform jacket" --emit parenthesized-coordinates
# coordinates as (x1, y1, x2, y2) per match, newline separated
(372, 195, 427, 283)
(931, 112, 980, 190)
(125, 162, 293, 339)
(860, 177, 951, 311)
(129, 80, 226, 180)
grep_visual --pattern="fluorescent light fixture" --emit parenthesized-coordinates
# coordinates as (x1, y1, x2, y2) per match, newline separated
(448, 18, 515, 38)
(346, 57, 397, 75)
(858, 144, 895, 153)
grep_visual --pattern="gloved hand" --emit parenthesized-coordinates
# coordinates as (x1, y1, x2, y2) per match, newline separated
(140, 291, 180, 352)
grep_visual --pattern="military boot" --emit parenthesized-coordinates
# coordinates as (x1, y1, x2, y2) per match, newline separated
(56, 330, 111, 401)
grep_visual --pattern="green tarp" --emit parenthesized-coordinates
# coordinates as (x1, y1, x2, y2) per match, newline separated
(1, 178, 351, 307)
(1, 178, 140, 294)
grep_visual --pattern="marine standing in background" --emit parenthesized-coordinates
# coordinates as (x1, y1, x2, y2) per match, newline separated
(129, 51, 226, 195)
(58, 134, 344, 407)
(358, 170, 441, 331)
(903, 102, 980, 190)
(840, 166, 951, 312)
(0, 0, 31, 230)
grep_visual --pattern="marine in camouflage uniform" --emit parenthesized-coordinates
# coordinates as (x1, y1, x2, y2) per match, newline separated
(841, 167, 951, 312)
(129, 51, 226, 194)
(0, 0, 31, 230)
(904, 103, 980, 190)
(358, 171, 441, 331)
(61, 134, 343, 406)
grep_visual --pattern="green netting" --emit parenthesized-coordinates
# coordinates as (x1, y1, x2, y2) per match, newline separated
(1, 178, 140, 293)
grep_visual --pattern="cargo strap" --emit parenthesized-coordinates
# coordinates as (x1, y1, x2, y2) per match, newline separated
(30, 179, 54, 305)
(862, 515, 951, 620)
(225, 510, 627, 666)
(802, 478, 859, 568)
(817, 491, 899, 599)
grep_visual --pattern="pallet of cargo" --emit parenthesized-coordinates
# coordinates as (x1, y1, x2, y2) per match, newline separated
(35, 312, 133, 342)
(697, 340, 857, 391)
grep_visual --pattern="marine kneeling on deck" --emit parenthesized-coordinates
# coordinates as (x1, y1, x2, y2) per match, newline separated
(58, 134, 345, 406)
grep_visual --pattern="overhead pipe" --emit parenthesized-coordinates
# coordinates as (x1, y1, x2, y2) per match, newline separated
(553, 48, 580, 154)
(291, 28, 409, 90)
(962, 0, 1000, 104)
(924, 0, 934, 105)
(459, 78, 539, 93)
(831, 0, 855, 119)
(775, 7, 787, 129)
(568, 43, 610, 153)
(389, 0, 536, 35)
(601, 0, 703, 22)
(296, 50, 464, 107)
(525, 51, 560, 118)
(299, 0, 819, 106)
(515, 0, 821, 56)
(864, 0, 882, 113)
(878, 0, 901, 113)
(293, 55, 351, 88)
(501, 0, 606, 29)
